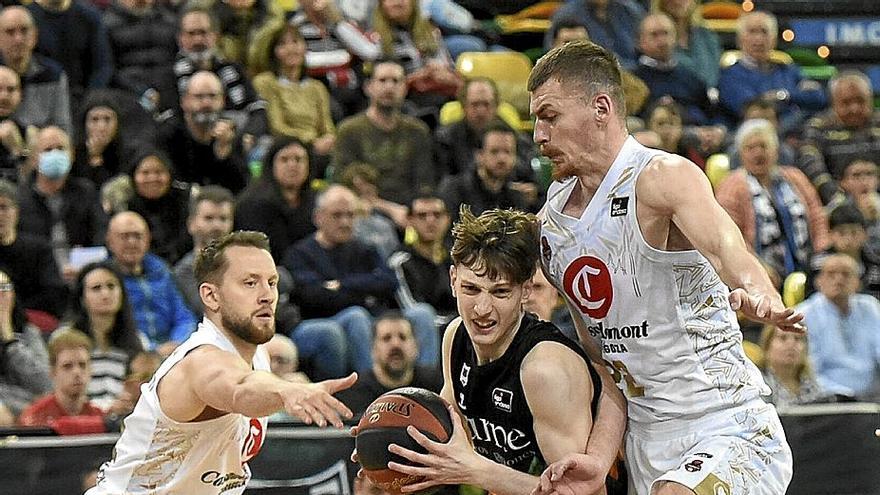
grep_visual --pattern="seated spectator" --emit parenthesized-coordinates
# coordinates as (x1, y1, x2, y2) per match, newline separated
(811, 203, 880, 301)
(332, 59, 434, 206)
(27, 0, 112, 107)
(388, 192, 456, 324)
(102, 349, 161, 426)
(652, 0, 722, 88)
(157, 70, 249, 194)
(0, 269, 52, 419)
(798, 71, 880, 205)
(339, 162, 404, 260)
(71, 96, 127, 189)
(433, 78, 542, 193)
(19, 328, 105, 428)
(337, 311, 441, 415)
(281, 0, 381, 117)
(718, 11, 826, 131)
(727, 96, 796, 170)
(174, 185, 235, 312)
(264, 333, 309, 384)
(372, 0, 462, 118)
(715, 119, 828, 285)
(438, 122, 531, 225)
(125, 151, 190, 264)
(634, 13, 714, 125)
(758, 324, 837, 408)
(800, 254, 880, 401)
(17, 126, 107, 276)
(65, 261, 143, 412)
(210, 0, 282, 70)
(644, 98, 717, 169)
(235, 137, 317, 261)
(545, 0, 646, 69)
(173, 7, 269, 143)
(251, 22, 336, 176)
(103, 0, 178, 114)
(523, 268, 576, 343)
(0, 6, 70, 133)
(0, 179, 67, 318)
(839, 159, 880, 255)
(105, 211, 197, 355)
(0, 66, 26, 182)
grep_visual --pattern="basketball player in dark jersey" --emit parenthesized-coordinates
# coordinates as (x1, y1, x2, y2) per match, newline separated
(383, 208, 626, 495)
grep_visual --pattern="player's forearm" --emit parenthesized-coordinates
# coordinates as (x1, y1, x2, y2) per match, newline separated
(468, 455, 542, 495)
(715, 233, 779, 297)
(585, 365, 627, 473)
(230, 370, 288, 417)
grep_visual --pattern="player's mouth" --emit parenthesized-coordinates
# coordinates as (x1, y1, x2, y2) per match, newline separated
(472, 319, 497, 334)
(254, 308, 274, 321)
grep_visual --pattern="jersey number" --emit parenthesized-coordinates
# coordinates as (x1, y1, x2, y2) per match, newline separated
(605, 360, 645, 398)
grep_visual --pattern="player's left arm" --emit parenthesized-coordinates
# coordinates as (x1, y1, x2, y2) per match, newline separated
(637, 156, 804, 332)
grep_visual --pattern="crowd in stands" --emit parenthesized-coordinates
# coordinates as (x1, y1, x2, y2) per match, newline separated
(0, 0, 878, 434)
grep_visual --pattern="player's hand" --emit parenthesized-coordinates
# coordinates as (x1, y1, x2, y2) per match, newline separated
(282, 372, 356, 428)
(350, 425, 367, 478)
(531, 453, 606, 495)
(387, 405, 479, 491)
(729, 288, 805, 333)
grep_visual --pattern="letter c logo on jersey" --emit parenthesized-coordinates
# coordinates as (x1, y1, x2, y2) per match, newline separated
(241, 418, 264, 462)
(563, 256, 613, 319)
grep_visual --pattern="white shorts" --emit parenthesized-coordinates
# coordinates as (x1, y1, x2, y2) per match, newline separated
(625, 401, 792, 495)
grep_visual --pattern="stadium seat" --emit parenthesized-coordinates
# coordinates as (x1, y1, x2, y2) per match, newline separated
(701, 1, 742, 33)
(705, 153, 731, 190)
(785, 47, 838, 81)
(742, 340, 764, 367)
(494, 1, 562, 34)
(438, 100, 526, 130)
(720, 49, 793, 69)
(782, 271, 807, 307)
(456, 51, 534, 128)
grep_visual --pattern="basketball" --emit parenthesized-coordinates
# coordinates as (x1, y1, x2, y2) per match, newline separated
(355, 387, 453, 495)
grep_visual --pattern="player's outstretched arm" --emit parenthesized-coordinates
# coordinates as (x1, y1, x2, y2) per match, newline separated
(637, 156, 805, 333)
(178, 346, 356, 426)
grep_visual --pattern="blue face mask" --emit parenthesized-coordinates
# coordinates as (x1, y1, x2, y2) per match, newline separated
(38, 149, 72, 180)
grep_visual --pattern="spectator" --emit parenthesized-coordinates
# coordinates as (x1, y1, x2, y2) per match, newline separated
(388, 192, 456, 324)
(27, 0, 112, 107)
(757, 324, 836, 408)
(264, 333, 309, 383)
(372, 0, 462, 116)
(19, 328, 105, 428)
(800, 254, 880, 401)
(0, 66, 25, 182)
(332, 59, 434, 206)
(71, 96, 126, 188)
(651, 0, 722, 87)
(235, 136, 317, 261)
(433, 78, 541, 196)
(210, 0, 282, 69)
(105, 211, 197, 355)
(718, 11, 826, 130)
(644, 98, 717, 168)
(438, 122, 530, 224)
(125, 150, 190, 264)
(251, 21, 336, 176)
(103, 0, 178, 114)
(0, 179, 67, 318)
(173, 7, 269, 142)
(545, 0, 646, 69)
(65, 261, 142, 412)
(798, 71, 880, 205)
(634, 13, 714, 125)
(523, 268, 576, 343)
(174, 185, 235, 313)
(16, 126, 107, 275)
(0, 269, 52, 419)
(715, 119, 828, 285)
(157, 70, 249, 194)
(839, 159, 880, 254)
(727, 96, 796, 170)
(810, 203, 880, 301)
(338, 162, 404, 260)
(336, 311, 441, 415)
(0, 6, 71, 133)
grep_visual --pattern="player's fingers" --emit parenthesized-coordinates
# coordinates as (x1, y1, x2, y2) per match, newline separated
(311, 397, 344, 428)
(755, 294, 772, 318)
(314, 392, 353, 422)
(728, 289, 745, 310)
(288, 405, 312, 425)
(387, 458, 431, 475)
(399, 478, 438, 493)
(447, 405, 465, 435)
(350, 426, 360, 437)
(322, 372, 358, 394)
(302, 403, 326, 427)
(350, 448, 358, 463)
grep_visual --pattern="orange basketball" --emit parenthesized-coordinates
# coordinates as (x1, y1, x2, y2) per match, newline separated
(355, 387, 453, 495)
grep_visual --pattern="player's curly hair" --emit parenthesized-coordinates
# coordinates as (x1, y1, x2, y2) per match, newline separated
(195, 231, 271, 285)
(450, 207, 540, 285)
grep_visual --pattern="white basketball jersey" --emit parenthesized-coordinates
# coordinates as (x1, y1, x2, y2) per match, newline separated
(540, 137, 768, 425)
(87, 319, 270, 495)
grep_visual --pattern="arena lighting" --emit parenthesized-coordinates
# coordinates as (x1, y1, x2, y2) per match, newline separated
(782, 29, 795, 42)
(817, 45, 831, 58)
(742, 0, 754, 12)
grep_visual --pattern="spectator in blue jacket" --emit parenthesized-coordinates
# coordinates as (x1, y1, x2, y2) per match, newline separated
(105, 211, 197, 356)
(545, 0, 646, 69)
(718, 11, 826, 131)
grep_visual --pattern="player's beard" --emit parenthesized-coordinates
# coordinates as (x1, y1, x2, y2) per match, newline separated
(221, 307, 274, 345)
(551, 160, 577, 181)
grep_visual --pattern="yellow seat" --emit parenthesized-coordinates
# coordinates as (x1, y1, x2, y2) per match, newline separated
(456, 52, 533, 127)
(495, 1, 563, 34)
(782, 271, 807, 307)
(720, 49, 794, 69)
(701, 1, 742, 33)
(742, 340, 764, 367)
(704, 153, 731, 190)
(438, 100, 529, 131)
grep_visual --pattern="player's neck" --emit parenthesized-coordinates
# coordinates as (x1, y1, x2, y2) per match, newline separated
(573, 128, 627, 201)
(473, 311, 524, 365)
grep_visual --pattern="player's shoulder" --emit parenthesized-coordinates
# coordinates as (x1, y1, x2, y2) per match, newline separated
(638, 153, 711, 196)
(521, 340, 586, 381)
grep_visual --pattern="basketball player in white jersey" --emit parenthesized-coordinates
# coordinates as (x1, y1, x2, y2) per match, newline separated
(86, 231, 356, 495)
(527, 41, 803, 495)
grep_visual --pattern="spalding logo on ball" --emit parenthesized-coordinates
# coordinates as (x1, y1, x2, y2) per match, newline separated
(355, 387, 453, 495)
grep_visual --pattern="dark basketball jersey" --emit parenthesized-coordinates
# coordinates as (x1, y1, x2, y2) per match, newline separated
(449, 312, 600, 474)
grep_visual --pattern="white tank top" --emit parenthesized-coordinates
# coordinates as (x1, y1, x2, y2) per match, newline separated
(87, 319, 270, 494)
(540, 137, 768, 426)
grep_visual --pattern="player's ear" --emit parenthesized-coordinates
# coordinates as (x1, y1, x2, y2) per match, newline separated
(200, 282, 220, 312)
(594, 93, 612, 121)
